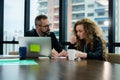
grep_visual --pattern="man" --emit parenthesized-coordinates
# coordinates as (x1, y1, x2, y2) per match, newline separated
(25, 15, 67, 57)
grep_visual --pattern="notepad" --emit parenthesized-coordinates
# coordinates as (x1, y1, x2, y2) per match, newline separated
(0, 59, 38, 65)
(30, 44, 41, 52)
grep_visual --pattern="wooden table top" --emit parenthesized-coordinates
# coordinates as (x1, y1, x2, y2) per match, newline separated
(0, 57, 120, 80)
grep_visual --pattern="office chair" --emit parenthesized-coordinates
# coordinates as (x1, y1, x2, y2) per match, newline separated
(107, 53, 120, 64)
(9, 51, 18, 55)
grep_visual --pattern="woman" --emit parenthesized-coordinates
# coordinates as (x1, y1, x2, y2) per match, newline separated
(68, 18, 107, 60)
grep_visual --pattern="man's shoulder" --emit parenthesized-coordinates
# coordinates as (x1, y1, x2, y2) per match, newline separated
(49, 32, 55, 35)
(25, 29, 37, 36)
(49, 32, 56, 37)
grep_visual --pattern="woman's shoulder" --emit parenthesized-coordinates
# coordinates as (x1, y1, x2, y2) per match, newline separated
(94, 36, 101, 40)
(94, 36, 102, 43)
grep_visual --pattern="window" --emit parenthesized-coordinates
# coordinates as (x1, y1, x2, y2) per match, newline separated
(97, 12, 105, 16)
(97, 20, 104, 25)
(72, 13, 85, 20)
(30, 0, 59, 38)
(67, 0, 108, 44)
(72, 5, 85, 11)
(88, 4, 94, 8)
(4, 0, 24, 55)
(87, 13, 94, 17)
(39, 2, 48, 8)
(72, 0, 85, 3)
(114, 0, 120, 53)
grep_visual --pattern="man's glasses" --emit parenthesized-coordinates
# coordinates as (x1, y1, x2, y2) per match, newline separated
(38, 24, 52, 28)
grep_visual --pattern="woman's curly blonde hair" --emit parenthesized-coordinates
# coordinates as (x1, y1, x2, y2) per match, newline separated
(73, 18, 107, 60)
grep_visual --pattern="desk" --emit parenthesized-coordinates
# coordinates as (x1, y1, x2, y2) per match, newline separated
(0, 58, 120, 80)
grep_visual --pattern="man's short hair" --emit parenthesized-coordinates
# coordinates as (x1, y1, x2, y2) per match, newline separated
(35, 15, 48, 25)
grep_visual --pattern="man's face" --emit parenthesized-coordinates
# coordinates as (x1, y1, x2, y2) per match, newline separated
(36, 19, 51, 36)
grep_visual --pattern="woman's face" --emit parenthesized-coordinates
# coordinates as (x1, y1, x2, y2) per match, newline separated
(75, 24, 86, 39)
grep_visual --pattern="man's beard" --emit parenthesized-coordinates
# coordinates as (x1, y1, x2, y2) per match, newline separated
(40, 29, 50, 36)
(46, 29, 50, 35)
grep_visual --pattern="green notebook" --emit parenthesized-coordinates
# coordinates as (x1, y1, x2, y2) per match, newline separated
(0, 59, 38, 65)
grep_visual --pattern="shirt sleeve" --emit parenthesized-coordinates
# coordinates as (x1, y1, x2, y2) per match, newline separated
(49, 32, 63, 53)
(68, 43, 76, 49)
(87, 38, 104, 60)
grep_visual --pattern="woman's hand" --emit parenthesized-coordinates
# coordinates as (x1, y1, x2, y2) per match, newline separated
(75, 50, 87, 58)
(70, 36, 77, 44)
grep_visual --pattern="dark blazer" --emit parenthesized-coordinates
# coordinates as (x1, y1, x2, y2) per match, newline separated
(68, 37, 104, 60)
(25, 29, 63, 53)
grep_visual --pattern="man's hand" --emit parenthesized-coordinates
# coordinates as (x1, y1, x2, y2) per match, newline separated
(58, 50, 68, 57)
(52, 49, 59, 57)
